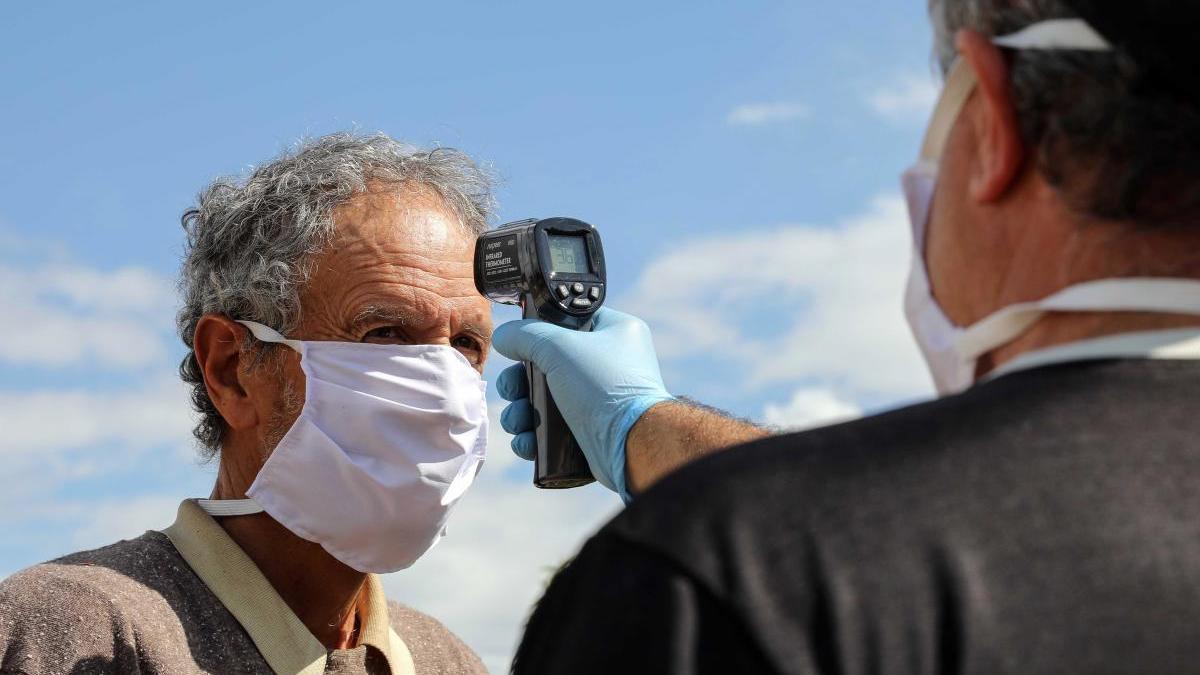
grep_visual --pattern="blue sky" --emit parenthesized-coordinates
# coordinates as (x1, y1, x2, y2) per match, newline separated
(1, 2, 938, 670)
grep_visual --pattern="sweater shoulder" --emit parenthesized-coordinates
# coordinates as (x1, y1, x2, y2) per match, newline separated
(387, 600, 486, 674)
(1, 531, 182, 616)
(0, 532, 183, 672)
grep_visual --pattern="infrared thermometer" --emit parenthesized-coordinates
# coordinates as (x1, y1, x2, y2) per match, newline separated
(474, 217, 606, 489)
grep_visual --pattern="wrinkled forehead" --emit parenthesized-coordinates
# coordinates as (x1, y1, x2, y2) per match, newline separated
(332, 182, 475, 247)
(295, 183, 488, 337)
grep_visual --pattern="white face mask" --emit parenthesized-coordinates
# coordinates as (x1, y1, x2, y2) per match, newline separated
(197, 320, 489, 573)
(902, 19, 1200, 395)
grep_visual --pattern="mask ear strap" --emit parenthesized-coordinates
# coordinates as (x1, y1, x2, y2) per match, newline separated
(954, 278, 1200, 360)
(236, 320, 304, 352)
(992, 18, 1111, 51)
(920, 19, 1112, 164)
(195, 498, 265, 517)
(920, 60, 976, 163)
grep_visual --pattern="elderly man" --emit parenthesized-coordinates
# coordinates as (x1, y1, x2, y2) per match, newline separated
(496, 1, 1200, 673)
(0, 134, 491, 673)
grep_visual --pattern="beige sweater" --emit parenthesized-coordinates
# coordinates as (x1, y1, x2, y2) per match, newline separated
(0, 501, 486, 675)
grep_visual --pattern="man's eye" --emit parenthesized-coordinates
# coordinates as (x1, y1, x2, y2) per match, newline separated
(363, 326, 406, 343)
(452, 335, 482, 352)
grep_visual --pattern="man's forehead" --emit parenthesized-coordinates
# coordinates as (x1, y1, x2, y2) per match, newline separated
(295, 183, 488, 338)
(332, 184, 472, 249)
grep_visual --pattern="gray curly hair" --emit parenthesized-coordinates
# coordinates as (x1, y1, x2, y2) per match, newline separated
(178, 132, 496, 457)
(929, 0, 1200, 227)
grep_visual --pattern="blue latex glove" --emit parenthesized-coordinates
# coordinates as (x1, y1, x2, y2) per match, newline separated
(492, 307, 674, 501)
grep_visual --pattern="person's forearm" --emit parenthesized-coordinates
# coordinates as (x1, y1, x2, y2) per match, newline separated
(625, 399, 769, 494)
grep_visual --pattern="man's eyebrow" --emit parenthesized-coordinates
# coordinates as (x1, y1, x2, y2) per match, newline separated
(460, 320, 493, 342)
(348, 305, 422, 334)
(348, 305, 493, 341)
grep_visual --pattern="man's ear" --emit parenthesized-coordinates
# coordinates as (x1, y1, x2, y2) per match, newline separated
(957, 28, 1026, 203)
(193, 315, 259, 432)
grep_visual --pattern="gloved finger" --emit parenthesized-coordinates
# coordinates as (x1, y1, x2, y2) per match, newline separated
(511, 431, 537, 461)
(590, 306, 650, 336)
(496, 363, 529, 401)
(500, 398, 537, 434)
(492, 318, 574, 364)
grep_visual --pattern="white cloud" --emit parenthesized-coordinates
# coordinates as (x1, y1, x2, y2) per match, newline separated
(382, 404, 619, 673)
(0, 492, 204, 579)
(0, 375, 201, 541)
(70, 496, 184, 549)
(763, 387, 862, 430)
(0, 372, 206, 575)
(624, 193, 933, 399)
(0, 262, 175, 369)
(867, 72, 939, 122)
(727, 102, 810, 127)
(0, 378, 196, 457)
(37, 265, 175, 314)
(0, 251, 193, 518)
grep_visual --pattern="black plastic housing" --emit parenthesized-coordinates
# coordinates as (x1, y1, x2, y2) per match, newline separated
(474, 217, 606, 489)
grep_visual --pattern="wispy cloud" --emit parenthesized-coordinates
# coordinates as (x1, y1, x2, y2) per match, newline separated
(0, 378, 195, 457)
(0, 243, 205, 572)
(764, 387, 862, 430)
(0, 262, 175, 369)
(867, 73, 939, 122)
(0, 346, 200, 566)
(726, 101, 810, 127)
(622, 193, 933, 399)
(70, 496, 186, 549)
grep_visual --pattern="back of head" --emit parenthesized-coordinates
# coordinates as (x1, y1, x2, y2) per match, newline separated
(929, 0, 1200, 227)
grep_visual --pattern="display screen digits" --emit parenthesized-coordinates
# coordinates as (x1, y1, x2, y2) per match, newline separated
(548, 235, 589, 274)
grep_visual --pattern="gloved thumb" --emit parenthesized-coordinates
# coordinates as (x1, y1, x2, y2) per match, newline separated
(492, 318, 574, 365)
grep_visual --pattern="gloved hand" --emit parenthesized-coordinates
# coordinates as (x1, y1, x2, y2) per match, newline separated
(492, 308, 674, 501)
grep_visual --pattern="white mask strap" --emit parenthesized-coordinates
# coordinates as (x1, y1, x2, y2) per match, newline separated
(237, 320, 304, 351)
(195, 498, 265, 517)
(991, 19, 1111, 51)
(955, 279, 1200, 361)
(921, 18, 1114, 164)
(919, 61, 976, 163)
(190, 323, 298, 519)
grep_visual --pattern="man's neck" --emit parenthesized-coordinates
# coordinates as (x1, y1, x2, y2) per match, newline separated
(983, 311, 1200, 376)
(210, 452, 364, 650)
(214, 511, 367, 649)
(210, 441, 370, 650)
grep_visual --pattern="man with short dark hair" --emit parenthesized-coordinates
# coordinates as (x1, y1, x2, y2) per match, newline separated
(498, 2, 1200, 672)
